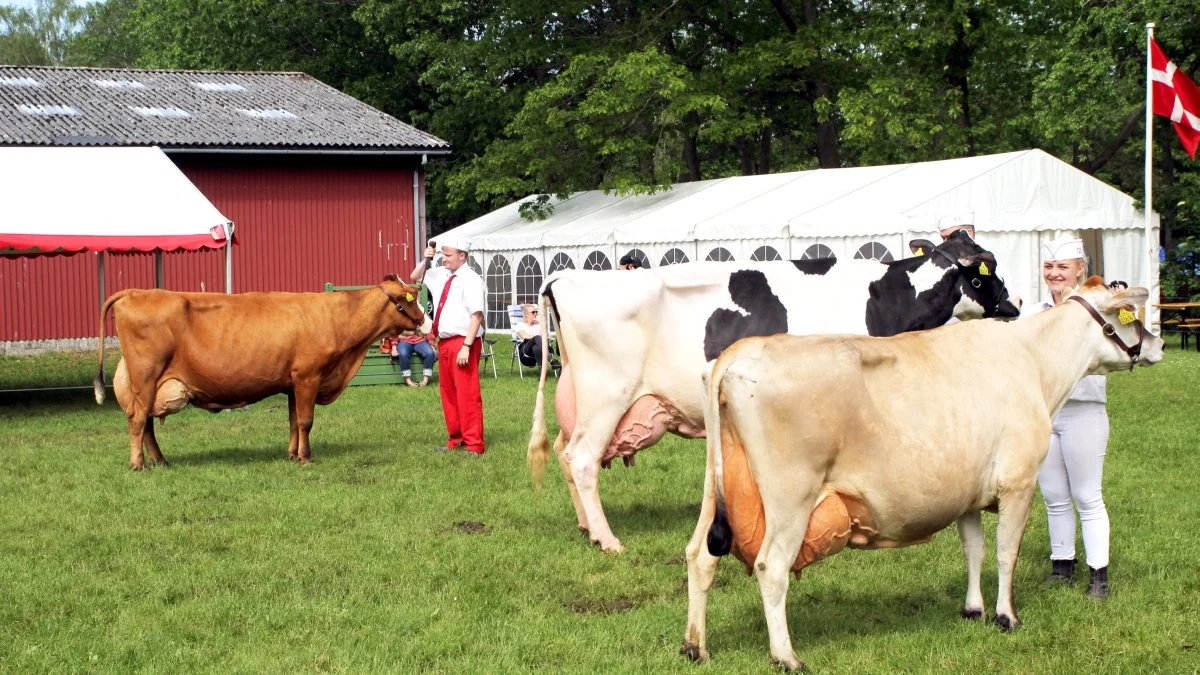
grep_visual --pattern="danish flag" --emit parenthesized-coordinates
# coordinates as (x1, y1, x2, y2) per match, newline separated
(1151, 38, 1200, 159)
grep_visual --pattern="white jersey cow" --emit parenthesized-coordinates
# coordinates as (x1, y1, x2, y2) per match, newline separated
(528, 231, 1020, 552)
(681, 277, 1161, 670)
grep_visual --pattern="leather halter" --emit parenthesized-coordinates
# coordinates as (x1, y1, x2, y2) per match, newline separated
(378, 284, 424, 326)
(1068, 295, 1146, 372)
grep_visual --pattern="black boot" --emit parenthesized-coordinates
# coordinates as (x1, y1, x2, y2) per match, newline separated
(1045, 558, 1076, 585)
(1088, 566, 1109, 599)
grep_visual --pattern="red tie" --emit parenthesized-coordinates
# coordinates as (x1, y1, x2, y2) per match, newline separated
(430, 274, 456, 339)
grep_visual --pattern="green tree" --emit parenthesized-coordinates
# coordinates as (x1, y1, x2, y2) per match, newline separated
(0, 0, 90, 65)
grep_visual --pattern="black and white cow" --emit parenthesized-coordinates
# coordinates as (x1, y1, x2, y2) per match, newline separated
(527, 231, 1021, 552)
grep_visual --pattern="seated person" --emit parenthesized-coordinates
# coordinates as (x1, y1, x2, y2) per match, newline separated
(513, 304, 550, 368)
(382, 333, 437, 387)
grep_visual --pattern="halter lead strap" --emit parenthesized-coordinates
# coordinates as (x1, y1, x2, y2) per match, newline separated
(1067, 295, 1145, 371)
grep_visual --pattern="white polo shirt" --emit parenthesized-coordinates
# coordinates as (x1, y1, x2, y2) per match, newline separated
(425, 264, 486, 340)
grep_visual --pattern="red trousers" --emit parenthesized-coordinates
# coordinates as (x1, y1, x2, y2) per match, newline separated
(437, 335, 485, 453)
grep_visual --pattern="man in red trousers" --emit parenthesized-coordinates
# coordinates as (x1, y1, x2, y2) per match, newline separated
(410, 236, 486, 456)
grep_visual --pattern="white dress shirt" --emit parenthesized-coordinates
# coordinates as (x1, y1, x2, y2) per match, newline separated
(424, 265, 486, 340)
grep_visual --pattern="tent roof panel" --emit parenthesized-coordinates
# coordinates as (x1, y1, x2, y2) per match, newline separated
(0, 146, 231, 253)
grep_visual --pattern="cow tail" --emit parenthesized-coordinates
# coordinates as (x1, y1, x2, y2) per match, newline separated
(703, 358, 733, 557)
(94, 289, 131, 405)
(527, 291, 556, 493)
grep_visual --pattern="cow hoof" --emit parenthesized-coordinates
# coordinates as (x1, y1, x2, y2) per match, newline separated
(679, 641, 707, 663)
(961, 607, 985, 621)
(993, 614, 1021, 632)
(593, 539, 624, 554)
(129, 463, 146, 472)
(770, 656, 806, 672)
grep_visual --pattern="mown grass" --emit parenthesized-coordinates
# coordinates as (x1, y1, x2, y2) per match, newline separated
(1, 341, 1198, 673)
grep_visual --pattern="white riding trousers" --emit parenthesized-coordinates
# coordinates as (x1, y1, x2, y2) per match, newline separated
(1037, 400, 1110, 569)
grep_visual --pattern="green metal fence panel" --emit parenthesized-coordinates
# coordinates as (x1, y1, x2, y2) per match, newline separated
(325, 281, 429, 387)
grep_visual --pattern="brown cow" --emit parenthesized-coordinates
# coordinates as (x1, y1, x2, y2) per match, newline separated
(94, 275, 430, 469)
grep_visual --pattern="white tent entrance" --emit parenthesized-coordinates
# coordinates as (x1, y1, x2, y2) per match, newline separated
(437, 149, 1160, 330)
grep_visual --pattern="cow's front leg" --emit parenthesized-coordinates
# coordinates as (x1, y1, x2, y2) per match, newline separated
(552, 430, 589, 534)
(143, 417, 168, 467)
(681, 447, 722, 664)
(286, 393, 300, 461)
(994, 484, 1037, 632)
(957, 511, 985, 620)
(293, 383, 318, 464)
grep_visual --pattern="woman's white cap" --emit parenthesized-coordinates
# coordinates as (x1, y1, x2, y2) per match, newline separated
(1042, 235, 1085, 262)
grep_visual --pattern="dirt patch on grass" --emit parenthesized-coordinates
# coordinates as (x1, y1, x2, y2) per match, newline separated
(567, 597, 637, 614)
(663, 555, 686, 565)
(454, 520, 490, 535)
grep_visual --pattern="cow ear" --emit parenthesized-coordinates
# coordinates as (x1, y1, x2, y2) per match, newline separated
(909, 239, 935, 256)
(957, 251, 996, 272)
(1096, 287, 1149, 312)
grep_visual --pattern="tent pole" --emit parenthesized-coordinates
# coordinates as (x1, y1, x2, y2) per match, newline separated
(224, 223, 234, 294)
(154, 250, 164, 289)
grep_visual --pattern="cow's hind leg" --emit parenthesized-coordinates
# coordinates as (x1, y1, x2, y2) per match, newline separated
(293, 382, 318, 464)
(552, 430, 589, 534)
(143, 417, 168, 467)
(753, 488, 819, 671)
(957, 510, 985, 620)
(287, 393, 300, 461)
(994, 484, 1037, 631)
(681, 448, 722, 663)
(565, 405, 628, 552)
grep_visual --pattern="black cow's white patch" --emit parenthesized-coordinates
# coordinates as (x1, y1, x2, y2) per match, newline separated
(703, 270, 790, 361)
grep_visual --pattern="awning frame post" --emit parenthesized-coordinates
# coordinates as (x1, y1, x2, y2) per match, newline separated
(154, 250, 164, 289)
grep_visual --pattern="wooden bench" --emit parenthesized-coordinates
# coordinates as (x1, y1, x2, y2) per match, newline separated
(324, 282, 433, 386)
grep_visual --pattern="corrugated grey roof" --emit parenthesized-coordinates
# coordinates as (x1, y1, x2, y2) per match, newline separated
(0, 66, 450, 153)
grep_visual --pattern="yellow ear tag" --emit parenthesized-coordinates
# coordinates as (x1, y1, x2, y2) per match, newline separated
(915, 247, 924, 256)
(978, 261, 990, 276)
(1118, 308, 1136, 325)
(405, 293, 415, 302)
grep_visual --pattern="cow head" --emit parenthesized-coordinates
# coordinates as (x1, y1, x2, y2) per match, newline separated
(1068, 276, 1163, 373)
(911, 230, 1022, 321)
(380, 274, 433, 335)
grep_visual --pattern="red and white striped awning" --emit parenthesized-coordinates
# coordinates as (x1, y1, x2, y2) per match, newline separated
(0, 146, 231, 253)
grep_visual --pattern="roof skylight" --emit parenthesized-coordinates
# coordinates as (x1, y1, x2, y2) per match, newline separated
(17, 104, 79, 116)
(238, 108, 297, 119)
(130, 106, 191, 118)
(0, 76, 40, 88)
(192, 82, 247, 93)
(93, 79, 146, 89)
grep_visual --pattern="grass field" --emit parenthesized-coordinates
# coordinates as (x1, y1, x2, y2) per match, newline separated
(1, 340, 1198, 673)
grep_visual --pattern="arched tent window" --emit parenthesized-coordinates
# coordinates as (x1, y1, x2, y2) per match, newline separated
(467, 256, 482, 276)
(705, 247, 735, 262)
(548, 252, 575, 273)
(801, 244, 835, 260)
(660, 248, 690, 266)
(516, 255, 543, 305)
(751, 245, 782, 261)
(853, 242, 894, 262)
(583, 251, 612, 271)
(620, 248, 651, 269)
(486, 255, 513, 329)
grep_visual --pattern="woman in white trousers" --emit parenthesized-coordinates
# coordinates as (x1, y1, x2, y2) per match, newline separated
(1032, 235, 1111, 599)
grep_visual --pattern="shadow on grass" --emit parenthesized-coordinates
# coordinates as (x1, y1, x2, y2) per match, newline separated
(161, 440, 360, 467)
(602, 500, 700, 535)
(0, 387, 116, 411)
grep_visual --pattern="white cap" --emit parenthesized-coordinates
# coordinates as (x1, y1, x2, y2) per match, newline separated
(938, 212, 975, 235)
(438, 234, 471, 253)
(1042, 235, 1085, 262)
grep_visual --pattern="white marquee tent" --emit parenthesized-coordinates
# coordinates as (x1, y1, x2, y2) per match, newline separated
(436, 149, 1159, 330)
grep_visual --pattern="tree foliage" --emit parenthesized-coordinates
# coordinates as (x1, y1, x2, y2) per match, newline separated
(11, 0, 1200, 259)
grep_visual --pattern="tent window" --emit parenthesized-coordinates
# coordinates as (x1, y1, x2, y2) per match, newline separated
(854, 242, 894, 262)
(549, 252, 575, 272)
(467, 256, 482, 276)
(705, 247, 735, 262)
(486, 255, 513, 329)
(751, 246, 782, 261)
(621, 249, 651, 269)
(660, 248, 690, 266)
(516, 255, 543, 305)
(801, 244, 835, 260)
(584, 251, 612, 271)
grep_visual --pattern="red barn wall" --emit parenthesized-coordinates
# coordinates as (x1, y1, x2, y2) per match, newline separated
(0, 155, 423, 342)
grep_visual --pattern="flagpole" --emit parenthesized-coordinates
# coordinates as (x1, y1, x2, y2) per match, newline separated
(1145, 22, 1158, 332)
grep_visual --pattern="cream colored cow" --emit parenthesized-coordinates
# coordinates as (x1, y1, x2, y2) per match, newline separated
(681, 277, 1162, 671)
